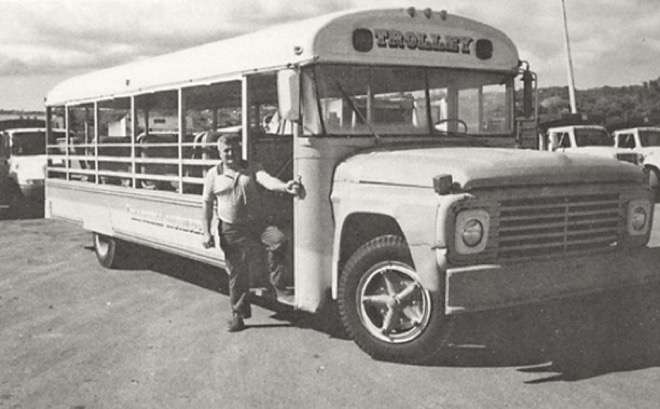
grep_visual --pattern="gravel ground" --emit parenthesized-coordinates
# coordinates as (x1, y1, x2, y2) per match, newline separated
(1, 213, 659, 409)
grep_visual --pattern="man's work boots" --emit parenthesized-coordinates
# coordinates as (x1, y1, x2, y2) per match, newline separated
(227, 313, 246, 332)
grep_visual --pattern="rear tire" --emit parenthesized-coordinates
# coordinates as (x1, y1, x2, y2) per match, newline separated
(93, 233, 128, 269)
(337, 234, 449, 363)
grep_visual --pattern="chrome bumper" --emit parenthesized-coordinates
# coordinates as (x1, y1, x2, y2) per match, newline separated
(444, 247, 660, 314)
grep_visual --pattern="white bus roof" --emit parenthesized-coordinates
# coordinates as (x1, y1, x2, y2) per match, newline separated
(46, 7, 519, 106)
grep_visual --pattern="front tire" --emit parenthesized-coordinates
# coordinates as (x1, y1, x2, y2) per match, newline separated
(93, 233, 127, 269)
(338, 234, 449, 362)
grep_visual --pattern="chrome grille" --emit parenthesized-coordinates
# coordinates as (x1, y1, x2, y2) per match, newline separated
(497, 193, 621, 259)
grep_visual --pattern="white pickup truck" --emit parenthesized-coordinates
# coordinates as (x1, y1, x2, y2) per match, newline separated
(613, 127, 660, 199)
(544, 125, 644, 166)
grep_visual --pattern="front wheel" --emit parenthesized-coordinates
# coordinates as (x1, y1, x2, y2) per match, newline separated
(337, 234, 449, 362)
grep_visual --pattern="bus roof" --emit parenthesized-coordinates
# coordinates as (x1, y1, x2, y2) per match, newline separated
(46, 7, 519, 106)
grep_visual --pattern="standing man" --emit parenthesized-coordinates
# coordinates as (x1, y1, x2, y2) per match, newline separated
(201, 133, 300, 332)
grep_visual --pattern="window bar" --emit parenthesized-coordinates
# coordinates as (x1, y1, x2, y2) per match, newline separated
(45, 106, 52, 178)
(478, 86, 484, 132)
(65, 106, 70, 181)
(131, 96, 137, 188)
(94, 101, 99, 184)
(505, 79, 514, 131)
(241, 76, 249, 160)
(177, 89, 184, 194)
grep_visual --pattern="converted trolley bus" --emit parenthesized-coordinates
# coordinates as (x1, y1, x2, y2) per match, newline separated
(45, 7, 660, 361)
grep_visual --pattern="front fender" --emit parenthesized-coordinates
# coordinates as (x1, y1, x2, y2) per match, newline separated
(330, 181, 472, 297)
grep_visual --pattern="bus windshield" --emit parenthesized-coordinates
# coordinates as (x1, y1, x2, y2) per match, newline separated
(11, 131, 46, 155)
(574, 128, 612, 147)
(303, 64, 512, 136)
(639, 130, 660, 147)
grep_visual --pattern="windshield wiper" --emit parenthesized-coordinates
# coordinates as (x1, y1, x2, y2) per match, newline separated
(334, 80, 381, 144)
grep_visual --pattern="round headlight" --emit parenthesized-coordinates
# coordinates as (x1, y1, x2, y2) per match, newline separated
(631, 206, 647, 231)
(462, 219, 484, 247)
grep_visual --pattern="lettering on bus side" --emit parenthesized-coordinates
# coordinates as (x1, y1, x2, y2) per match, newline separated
(371, 29, 474, 54)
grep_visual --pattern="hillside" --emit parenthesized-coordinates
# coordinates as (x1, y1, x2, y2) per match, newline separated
(537, 77, 660, 129)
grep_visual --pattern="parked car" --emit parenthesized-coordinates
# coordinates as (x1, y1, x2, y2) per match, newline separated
(543, 125, 644, 165)
(613, 126, 660, 200)
(0, 128, 65, 215)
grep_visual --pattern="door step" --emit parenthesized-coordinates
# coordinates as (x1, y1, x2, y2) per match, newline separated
(251, 287, 295, 306)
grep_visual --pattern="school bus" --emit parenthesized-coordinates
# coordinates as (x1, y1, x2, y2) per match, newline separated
(44, 7, 660, 362)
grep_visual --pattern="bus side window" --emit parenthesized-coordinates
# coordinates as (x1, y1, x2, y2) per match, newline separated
(181, 80, 242, 194)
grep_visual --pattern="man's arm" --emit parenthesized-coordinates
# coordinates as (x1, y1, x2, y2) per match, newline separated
(201, 170, 215, 248)
(255, 169, 300, 196)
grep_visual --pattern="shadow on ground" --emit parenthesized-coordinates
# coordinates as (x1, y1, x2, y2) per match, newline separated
(92, 245, 660, 378)
(92, 245, 349, 339)
(0, 200, 43, 220)
(428, 284, 660, 382)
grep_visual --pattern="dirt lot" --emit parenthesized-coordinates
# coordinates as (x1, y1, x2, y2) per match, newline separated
(1, 215, 660, 409)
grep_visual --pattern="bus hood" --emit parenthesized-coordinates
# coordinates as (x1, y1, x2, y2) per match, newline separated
(334, 147, 645, 190)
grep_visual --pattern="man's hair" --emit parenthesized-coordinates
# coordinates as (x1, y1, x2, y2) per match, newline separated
(215, 132, 241, 147)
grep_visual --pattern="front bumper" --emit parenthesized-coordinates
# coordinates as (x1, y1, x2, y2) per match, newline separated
(444, 247, 660, 314)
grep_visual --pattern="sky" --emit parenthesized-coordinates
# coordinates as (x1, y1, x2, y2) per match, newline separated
(1, 0, 659, 110)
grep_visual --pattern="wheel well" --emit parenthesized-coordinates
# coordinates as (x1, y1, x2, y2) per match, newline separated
(338, 213, 405, 271)
(645, 164, 660, 174)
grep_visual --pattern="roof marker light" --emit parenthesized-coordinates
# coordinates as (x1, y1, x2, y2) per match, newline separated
(439, 10, 448, 20)
(352, 29, 373, 52)
(406, 7, 416, 17)
(423, 8, 432, 19)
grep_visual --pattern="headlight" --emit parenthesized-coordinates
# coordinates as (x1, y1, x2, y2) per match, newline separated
(627, 200, 652, 236)
(631, 207, 646, 231)
(455, 209, 490, 254)
(462, 219, 484, 247)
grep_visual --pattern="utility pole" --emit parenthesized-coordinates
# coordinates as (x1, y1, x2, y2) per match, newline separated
(561, 0, 578, 114)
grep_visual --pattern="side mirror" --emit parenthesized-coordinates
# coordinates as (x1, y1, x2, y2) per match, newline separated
(277, 69, 300, 122)
(521, 69, 534, 118)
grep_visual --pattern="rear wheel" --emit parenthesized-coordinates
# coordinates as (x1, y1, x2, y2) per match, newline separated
(338, 234, 449, 362)
(93, 233, 128, 269)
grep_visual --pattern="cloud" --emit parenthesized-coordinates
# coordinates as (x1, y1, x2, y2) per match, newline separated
(0, 57, 30, 76)
(0, 0, 351, 76)
(1, 0, 660, 87)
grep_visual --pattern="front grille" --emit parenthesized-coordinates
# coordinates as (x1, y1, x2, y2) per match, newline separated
(497, 193, 621, 259)
(616, 153, 639, 164)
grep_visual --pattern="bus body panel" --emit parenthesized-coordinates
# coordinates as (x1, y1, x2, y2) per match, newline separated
(330, 182, 442, 296)
(46, 180, 225, 265)
(293, 137, 359, 311)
